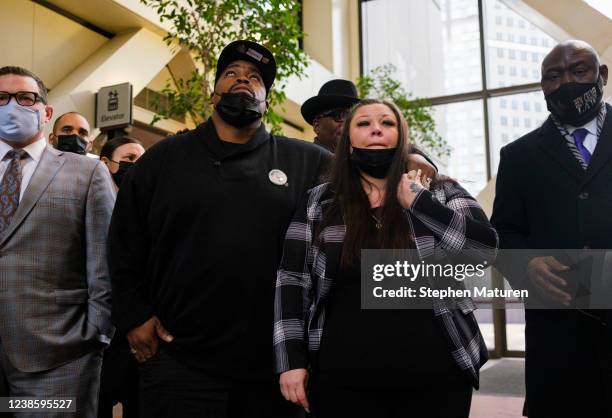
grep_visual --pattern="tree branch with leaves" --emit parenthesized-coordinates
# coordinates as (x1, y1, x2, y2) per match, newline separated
(142, 0, 308, 132)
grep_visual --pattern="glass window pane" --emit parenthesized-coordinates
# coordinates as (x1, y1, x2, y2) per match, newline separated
(488, 91, 548, 175)
(431, 100, 487, 196)
(361, 0, 482, 98)
(484, 0, 558, 89)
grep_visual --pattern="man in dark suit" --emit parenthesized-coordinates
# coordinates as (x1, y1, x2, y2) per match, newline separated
(0, 66, 115, 417)
(491, 40, 611, 417)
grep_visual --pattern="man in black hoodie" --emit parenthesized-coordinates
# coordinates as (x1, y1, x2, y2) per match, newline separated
(108, 40, 330, 418)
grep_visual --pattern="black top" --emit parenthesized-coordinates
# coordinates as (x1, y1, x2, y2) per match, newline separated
(109, 119, 331, 381)
(316, 214, 460, 386)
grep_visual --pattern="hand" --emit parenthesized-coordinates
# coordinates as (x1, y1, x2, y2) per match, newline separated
(127, 316, 174, 363)
(279, 368, 310, 413)
(406, 154, 435, 189)
(397, 169, 425, 209)
(526, 256, 571, 305)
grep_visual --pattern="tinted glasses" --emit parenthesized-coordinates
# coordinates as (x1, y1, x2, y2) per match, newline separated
(316, 108, 349, 122)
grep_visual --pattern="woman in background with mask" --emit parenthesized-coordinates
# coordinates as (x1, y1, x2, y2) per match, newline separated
(98, 135, 144, 418)
(100, 136, 144, 189)
(274, 99, 498, 418)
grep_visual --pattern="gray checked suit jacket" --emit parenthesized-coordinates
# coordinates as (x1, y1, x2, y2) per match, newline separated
(0, 145, 115, 372)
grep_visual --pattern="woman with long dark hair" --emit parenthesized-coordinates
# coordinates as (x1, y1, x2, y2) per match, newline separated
(274, 99, 498, 417)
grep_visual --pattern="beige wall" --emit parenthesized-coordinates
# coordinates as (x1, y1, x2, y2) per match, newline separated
(1, 0, 108, 90)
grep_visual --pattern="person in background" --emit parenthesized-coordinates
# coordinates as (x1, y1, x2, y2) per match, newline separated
(97, 135, 145, 418)
(100, 136, 145, 189)
(301, 79, 360, 153)
(0, 65, 115, 417)
(274, 99, 497, 418)
(49, 111, 93, 155)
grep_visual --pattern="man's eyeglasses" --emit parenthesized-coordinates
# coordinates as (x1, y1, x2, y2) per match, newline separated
(316, 108, 349, 122)
(0, 91, 44, 107)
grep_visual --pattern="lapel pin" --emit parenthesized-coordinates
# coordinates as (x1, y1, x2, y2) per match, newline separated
(268, 169, 288, 186)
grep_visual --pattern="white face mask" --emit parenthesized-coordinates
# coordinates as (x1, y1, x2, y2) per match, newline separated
(0, 100, 42, 143)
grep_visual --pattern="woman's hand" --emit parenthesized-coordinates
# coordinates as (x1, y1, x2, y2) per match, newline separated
(398, 169, 425, 209)
(279, 368, 310, 413)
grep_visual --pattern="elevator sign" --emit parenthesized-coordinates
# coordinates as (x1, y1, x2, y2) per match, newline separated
(96, 83, 133, 130)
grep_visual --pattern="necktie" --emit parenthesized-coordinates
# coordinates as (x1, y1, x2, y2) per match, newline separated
(0, 149, 27, 235)
(572, 128, 591, 165)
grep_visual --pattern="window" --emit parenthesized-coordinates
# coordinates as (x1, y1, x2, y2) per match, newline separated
(489, 92, 548, 173)
(361, 0, 482, 97)
(524, 118, 532, 128)
(361, 0, 558, 185)
(431, 100, 487, 196)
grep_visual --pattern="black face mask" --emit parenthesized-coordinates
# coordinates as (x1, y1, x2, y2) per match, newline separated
(111, 161, 133, 187)
(215, 92, 264, 127)
(56, 134, 88, 155)
(350, 147, 397, 179)
(545, 76, 604, 126)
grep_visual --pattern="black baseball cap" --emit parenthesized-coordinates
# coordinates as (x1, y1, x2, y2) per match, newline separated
(215, 40, 276, 93)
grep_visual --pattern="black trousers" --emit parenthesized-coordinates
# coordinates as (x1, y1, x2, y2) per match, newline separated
(138, 346, 303, 418)
(98, 336, 139, 418)
(524, 310, 612, 418)
(311, 375, 472, 418)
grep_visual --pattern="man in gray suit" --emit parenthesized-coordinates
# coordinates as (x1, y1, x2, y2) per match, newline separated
(0, 66, 115, 417)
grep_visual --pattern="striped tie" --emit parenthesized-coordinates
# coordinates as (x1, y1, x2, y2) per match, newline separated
(0, 149, 27, 235)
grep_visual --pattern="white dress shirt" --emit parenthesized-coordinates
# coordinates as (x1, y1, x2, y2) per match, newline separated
(565, 117, 599, 155)
(0, 138, 47, 201)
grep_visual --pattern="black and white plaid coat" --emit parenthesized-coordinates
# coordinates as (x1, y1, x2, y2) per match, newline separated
(273, 180, 498, 388)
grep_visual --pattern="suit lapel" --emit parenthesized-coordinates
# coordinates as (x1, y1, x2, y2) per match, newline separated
(0, 146, 64, 246)
(581, 104, 612, 187)
(537, 117, 585, 181)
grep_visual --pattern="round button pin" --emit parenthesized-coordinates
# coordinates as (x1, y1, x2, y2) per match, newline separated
(269, 169, 288, 186)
